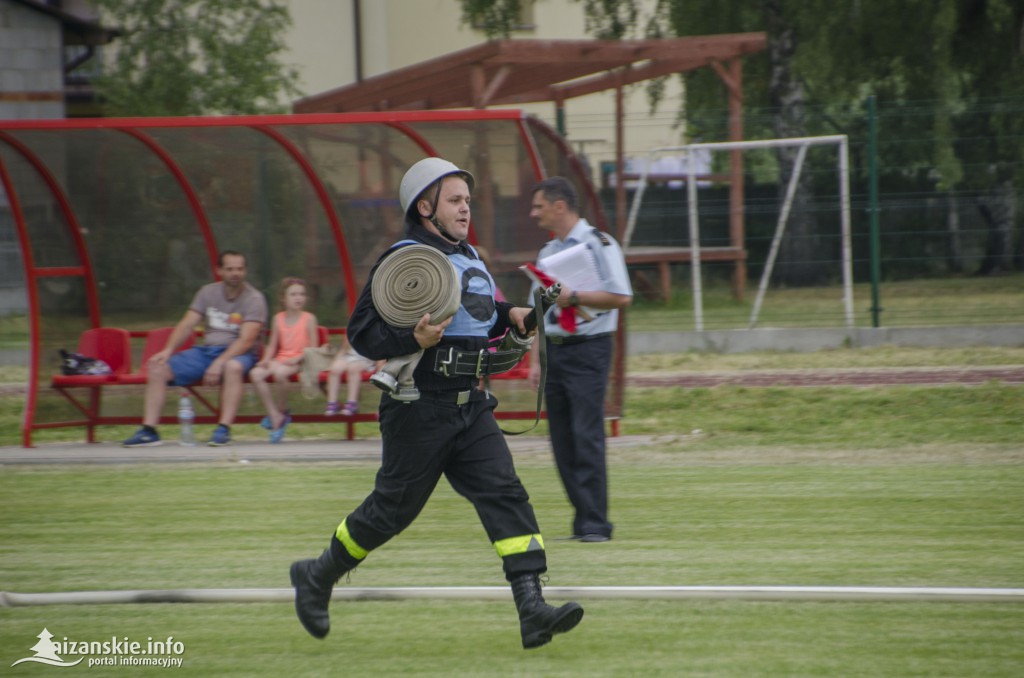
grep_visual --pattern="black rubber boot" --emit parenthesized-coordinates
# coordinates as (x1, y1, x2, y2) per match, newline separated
(289, 548, 347, 639)
(511, 573, 584, 649)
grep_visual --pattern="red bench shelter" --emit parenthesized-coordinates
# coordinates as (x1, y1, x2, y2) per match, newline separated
(1, 110, 618, 447)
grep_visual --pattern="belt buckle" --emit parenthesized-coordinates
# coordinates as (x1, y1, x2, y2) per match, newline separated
(438, 346, 455, 377)
(474, 349, 487, 378)
(456, 390, 471, 405)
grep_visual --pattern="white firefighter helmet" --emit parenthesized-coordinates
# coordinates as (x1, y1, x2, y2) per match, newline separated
(399, 157, 475, 215)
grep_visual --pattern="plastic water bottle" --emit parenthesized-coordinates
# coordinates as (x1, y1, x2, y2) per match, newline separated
(178, 392, 196, 446)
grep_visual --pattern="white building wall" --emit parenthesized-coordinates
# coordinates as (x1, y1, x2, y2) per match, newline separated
(280, 0, 355, 96)
(282, 0, 687, 178)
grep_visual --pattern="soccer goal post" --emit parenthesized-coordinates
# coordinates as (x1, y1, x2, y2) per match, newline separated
(625, 135, 853, 331)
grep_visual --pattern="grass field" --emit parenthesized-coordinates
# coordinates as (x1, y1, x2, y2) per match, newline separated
(1, 446, 1022, 676)
(2, 346, 1023, 675)
(4, 344, 1024, 448)
(626, 272, 1024, 330)
(2, 274, 1022, 351)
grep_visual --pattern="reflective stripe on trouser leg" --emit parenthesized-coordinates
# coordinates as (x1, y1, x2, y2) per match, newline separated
(494, 534, 545, 558)
(335, 518, 369, 561)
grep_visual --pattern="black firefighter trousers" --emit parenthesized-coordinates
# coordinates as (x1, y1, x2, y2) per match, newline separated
(334, 388, 548, 580)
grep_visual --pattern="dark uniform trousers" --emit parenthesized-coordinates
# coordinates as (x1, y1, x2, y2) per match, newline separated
(544, 335, 614, 538)
(339, 388, 548, 580)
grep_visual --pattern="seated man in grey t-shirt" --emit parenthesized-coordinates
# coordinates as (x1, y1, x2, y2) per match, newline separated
(123, 250, 268, 448)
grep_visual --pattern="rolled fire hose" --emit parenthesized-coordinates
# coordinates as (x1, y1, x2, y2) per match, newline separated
(370, 244, 462, 400)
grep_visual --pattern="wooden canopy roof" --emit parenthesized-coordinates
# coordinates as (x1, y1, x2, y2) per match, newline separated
(293, 34, 766, 113)
(293, 34, 767, 303)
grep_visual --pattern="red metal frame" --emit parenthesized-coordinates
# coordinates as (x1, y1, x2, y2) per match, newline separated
(253, 125, 359, 313)
(117, 128, 220, 276)
(383, 120, 484, 246)
(5, 110, 620, 446)
(0, 145, 40, 448)
(0, 134, 104, 324)
(0, 110, 528, 131)
(524, 117, 609, 232)
(522, 118, 624, 431)
(516, 117, 546, 182)
(384, 121, 437, 156)
(0, 132, 106, 446)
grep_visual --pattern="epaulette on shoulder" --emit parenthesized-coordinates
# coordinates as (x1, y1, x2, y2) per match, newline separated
(590, 227, 612, 246)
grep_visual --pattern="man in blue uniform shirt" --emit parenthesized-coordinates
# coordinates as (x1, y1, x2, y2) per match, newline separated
(528, 176, 633, 543)
(289, 158, 584, 650)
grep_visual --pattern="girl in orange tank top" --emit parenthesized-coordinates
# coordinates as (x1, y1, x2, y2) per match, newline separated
(250, 277, 319, 443)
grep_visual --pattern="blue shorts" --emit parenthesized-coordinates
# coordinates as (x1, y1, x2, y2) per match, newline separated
(168, 345, 258, 386)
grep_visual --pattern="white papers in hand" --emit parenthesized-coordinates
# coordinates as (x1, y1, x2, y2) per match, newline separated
(537, 243, 602, 292)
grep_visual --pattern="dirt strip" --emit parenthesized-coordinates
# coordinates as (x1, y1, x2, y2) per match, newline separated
(627, 366, 1024, 388)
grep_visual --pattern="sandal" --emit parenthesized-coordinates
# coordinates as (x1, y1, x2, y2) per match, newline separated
(269, 412, 291, 444)
(263, 409, 289, 429)
(341, 400, 358, 417)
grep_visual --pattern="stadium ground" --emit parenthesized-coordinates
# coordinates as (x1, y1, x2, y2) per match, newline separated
(3, 363, 1021, 461)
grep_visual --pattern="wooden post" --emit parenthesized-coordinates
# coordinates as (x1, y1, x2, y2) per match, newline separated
(615, 75, 626, 241)
(611, 72, 626, 423)
(727, 58, 747, 300)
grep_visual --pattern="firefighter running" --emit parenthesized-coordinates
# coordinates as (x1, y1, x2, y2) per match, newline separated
(289, 157, 584, 649)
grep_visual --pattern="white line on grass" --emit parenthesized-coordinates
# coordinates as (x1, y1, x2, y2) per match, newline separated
(3, 586, 1022, 607)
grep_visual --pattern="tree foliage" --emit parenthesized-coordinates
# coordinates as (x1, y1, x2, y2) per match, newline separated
(578, 0, 639, 39)
(460, 0, 528, 39)
(645, 0, 1024, 276)
(461, 0, 1024, 278)
(460, 0, 641, 40)
(584, 1, 1023, 179)
(93, 0, 300, 116)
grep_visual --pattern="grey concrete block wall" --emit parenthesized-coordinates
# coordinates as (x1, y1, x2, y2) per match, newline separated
(2, 65, 66, 101)
(0, 0, 65, 120)
(12, 46, 59, 70)
(0, 69, 25, 90)
(0, 97, 64, 122)
(0, 99, 62, 119)
(1, 3, 63, 57)
(0, 26, 25, 49)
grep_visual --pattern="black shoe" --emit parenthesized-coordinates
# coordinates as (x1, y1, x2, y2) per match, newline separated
(579, 534, 610, 543)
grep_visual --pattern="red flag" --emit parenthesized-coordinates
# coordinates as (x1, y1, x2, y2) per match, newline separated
(521, 263, 577, 333)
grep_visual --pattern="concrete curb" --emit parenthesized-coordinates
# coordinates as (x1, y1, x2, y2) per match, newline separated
(0, 434, 662, 465)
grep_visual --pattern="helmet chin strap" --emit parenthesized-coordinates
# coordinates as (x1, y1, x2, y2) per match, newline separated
(430, 217, 461, 244)
(423, 181, 461, 244)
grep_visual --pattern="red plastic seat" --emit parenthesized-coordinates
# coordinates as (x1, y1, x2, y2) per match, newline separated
(49, 328, 133, 445)
(142, 327, 195, 372)
(117, 327, 195, 385)
(52, 327, 131, 386)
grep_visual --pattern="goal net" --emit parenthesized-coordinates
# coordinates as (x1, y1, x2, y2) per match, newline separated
(624, 135, 853, 331)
